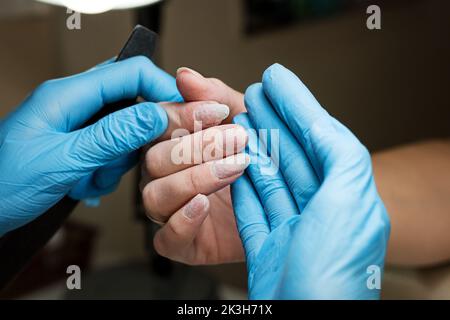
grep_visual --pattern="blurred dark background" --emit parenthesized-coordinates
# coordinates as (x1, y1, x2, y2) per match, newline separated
(0, 0, 449, 299)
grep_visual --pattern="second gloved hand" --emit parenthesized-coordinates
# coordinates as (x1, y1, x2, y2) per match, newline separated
(232, 64, 390, 299)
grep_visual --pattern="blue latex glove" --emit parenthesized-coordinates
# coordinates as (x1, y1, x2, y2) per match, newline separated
(232, 64, 390, 299)
(0, 56, 181, 236)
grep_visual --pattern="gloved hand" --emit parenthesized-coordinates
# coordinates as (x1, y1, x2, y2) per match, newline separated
(232, 64, 390, 299)
(0, 56, 181, 236)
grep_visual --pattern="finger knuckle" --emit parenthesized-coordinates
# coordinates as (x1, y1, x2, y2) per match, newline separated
(145, 146, 163, 178)
(167, 220, 185, 239)
(339, 140, 372, 172)
(153, 234, 167, 256)
(90, 119, 121, 157)
(131, 55, 153, 68)
(188, 167, 203, 194)
(179, 105, 196, 130)
(33, 79, 59, 98)
(142, 182, 164, 221)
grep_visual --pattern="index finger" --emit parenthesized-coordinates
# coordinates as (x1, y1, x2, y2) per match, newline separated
(262, 63, 330, 171)
(262, 63, 365, 177)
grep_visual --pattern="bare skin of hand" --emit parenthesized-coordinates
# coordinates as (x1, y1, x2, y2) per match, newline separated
(141, 67, 247, 265)
(373, 139, 450, 267)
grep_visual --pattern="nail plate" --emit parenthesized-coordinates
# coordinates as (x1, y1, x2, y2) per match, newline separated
(194, 103, 230, 125)
(184, 194, 209, 219)
(212, 153, 250, 179)
(177, 67, 204, 78)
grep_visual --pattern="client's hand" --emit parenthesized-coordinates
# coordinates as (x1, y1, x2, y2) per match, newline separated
(140, 68, 248, 264)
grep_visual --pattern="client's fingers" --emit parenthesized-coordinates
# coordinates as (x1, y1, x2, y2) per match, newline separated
(153, 194, 210, 264)
(157, 100, 230, 142)
(142, 153, 249, 223)
(145, 124, 248, 179)
(176, 67, 246, 121)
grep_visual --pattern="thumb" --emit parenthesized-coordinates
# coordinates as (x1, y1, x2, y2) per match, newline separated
(72, 102, 167, 170)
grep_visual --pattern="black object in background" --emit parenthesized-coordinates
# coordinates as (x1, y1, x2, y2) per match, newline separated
(244, 0, 391, 34)
(0, 25, 158, 290)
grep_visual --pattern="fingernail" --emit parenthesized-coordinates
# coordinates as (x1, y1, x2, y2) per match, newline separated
(223, 126, 248, 153)
(177, 67, 204, 78)
(184, 194, 209, 219)
(212, 153, 250, 179)
(194, 103, 230, 125)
